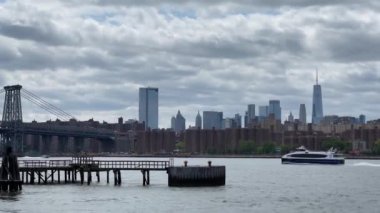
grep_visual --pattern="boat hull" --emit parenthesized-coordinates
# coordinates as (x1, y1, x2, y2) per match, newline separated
(282, 158, 345, 165)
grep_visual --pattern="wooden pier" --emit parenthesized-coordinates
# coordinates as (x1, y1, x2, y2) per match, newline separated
(15, 156, 171, 186)
(1, 157, 226, 187)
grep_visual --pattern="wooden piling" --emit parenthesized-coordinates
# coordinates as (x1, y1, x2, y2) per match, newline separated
(87, 171, 92, 185)
(142, 170, 146, 186)
(147, 170, 150, 185)
(113, 170, 117, 186)
(30, 171, 35, 184)
(38, 171, 41, 184)
(72, 169, 75, 183)
(80, 169, 84, 185)
(44, 170, 47, 184)
(117, 170, 121, 185)
(96, 171, 100, 182)
(25, 171, 29, 184)
(106, 170, 109, 183)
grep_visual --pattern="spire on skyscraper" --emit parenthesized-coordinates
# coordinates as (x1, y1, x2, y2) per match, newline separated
(195, 110, 202, 129)
(316, 68, 319, 85)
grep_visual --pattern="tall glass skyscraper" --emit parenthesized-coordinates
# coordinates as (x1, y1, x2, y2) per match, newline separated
(247, 104, 256, 121)
(269, 100, 281, 122)
(312, 72, 323, 124)
(139, 87, 158, 129)
(203, 111, 223, 129)
(299, 104, 307, 124)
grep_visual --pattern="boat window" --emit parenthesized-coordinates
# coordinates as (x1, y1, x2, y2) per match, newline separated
(290, 154, 326, 158)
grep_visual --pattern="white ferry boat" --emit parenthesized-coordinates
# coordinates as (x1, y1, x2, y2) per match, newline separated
(281, 146, 345, 165)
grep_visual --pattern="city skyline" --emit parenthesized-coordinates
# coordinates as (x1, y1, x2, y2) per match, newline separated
(0, 1, 379, 128)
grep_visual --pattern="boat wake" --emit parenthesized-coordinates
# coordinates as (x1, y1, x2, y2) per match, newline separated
(351, 162, 380, 167)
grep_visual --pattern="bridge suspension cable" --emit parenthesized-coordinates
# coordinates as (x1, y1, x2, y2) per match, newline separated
(21, 89, 75, 121)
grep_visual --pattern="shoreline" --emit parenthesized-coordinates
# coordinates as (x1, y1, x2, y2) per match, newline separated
(45, 154, 380, 160)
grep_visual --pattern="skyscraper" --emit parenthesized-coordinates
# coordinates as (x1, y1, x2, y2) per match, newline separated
(299, 104, 307, 124)
(312, 71, 323, 124)
(175, 110, 185, 133)
(195, 111, 202, 129)
(234, 113, 242, 128)
(269, 100, 281, 122)
(171, 116, 176, 129)
(258, 106, 269, 117)
(247, 104, 256, 122)
(359, 114, 366, 124)
(139, 87, 158, 129)
(244, 111, 248, 127)
(288, 112, 294, 122)
(203, 111, 223, 129)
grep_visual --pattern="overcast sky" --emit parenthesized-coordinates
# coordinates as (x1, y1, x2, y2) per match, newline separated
(0, 0, 379, 128)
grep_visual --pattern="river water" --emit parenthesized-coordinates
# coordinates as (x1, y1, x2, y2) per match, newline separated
(1, 157, 380, 213)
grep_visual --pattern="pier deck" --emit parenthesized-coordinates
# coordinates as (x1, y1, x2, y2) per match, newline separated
(3, 157, 173, 186)
(1, 157, 225, 187)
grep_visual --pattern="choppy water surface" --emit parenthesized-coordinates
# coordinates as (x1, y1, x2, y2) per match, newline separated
(1, 158, 380, 213)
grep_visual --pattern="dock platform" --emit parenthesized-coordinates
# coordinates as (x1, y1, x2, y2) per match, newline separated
(1, 157, 226, 187)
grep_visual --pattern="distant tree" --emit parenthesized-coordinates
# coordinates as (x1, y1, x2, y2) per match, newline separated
(207, 148, 218, 155)
(372, 140, 380, 155)
(262, 143, 276, 154)
(237, 140, 255, 154)
(280, 145, 291, 154)
(175, 141, 185, 151)
(322, 138, 351, 153)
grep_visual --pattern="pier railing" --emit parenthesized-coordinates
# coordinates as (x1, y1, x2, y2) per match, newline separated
(95, 160, 170, 170)
(10, 159, 171, 170)
(18, 160, 72, 168)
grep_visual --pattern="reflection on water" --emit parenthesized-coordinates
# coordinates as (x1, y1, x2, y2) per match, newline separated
(0, 191, 21, 201)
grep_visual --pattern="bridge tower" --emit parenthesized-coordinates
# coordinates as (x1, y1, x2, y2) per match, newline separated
(1, 85, 23, 154)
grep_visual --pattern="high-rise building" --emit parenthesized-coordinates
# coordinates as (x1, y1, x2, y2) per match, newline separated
(244, 111, 248, 127)
(171, 116, 176, 129)
(139, 87, 158, 129)
(312, 71, 323, 124)
(258, 105, 269, 123)
(195, 111, 202, 129)
(247, 104, 256, 122)
(299, 104, 307, 124)
(203, 111, 223, 129)
(288, 112, 294, 122)
(223, 118, 235, 129)
(269, 100, 281, 122)
(234, 113, 242, 128)
(259, 106, 269, 117)
(175, 110, 186, 133)
(359, 114, 366, 124)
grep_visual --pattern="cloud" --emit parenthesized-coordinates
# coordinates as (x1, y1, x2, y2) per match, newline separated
(0, 0, 379, 127)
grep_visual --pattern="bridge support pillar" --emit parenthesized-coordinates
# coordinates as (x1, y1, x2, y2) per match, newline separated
(50, 136, 59, 154)
(68, 137, 75, 154)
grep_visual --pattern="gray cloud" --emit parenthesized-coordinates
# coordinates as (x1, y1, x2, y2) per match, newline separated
(0, 0, 379, 127)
